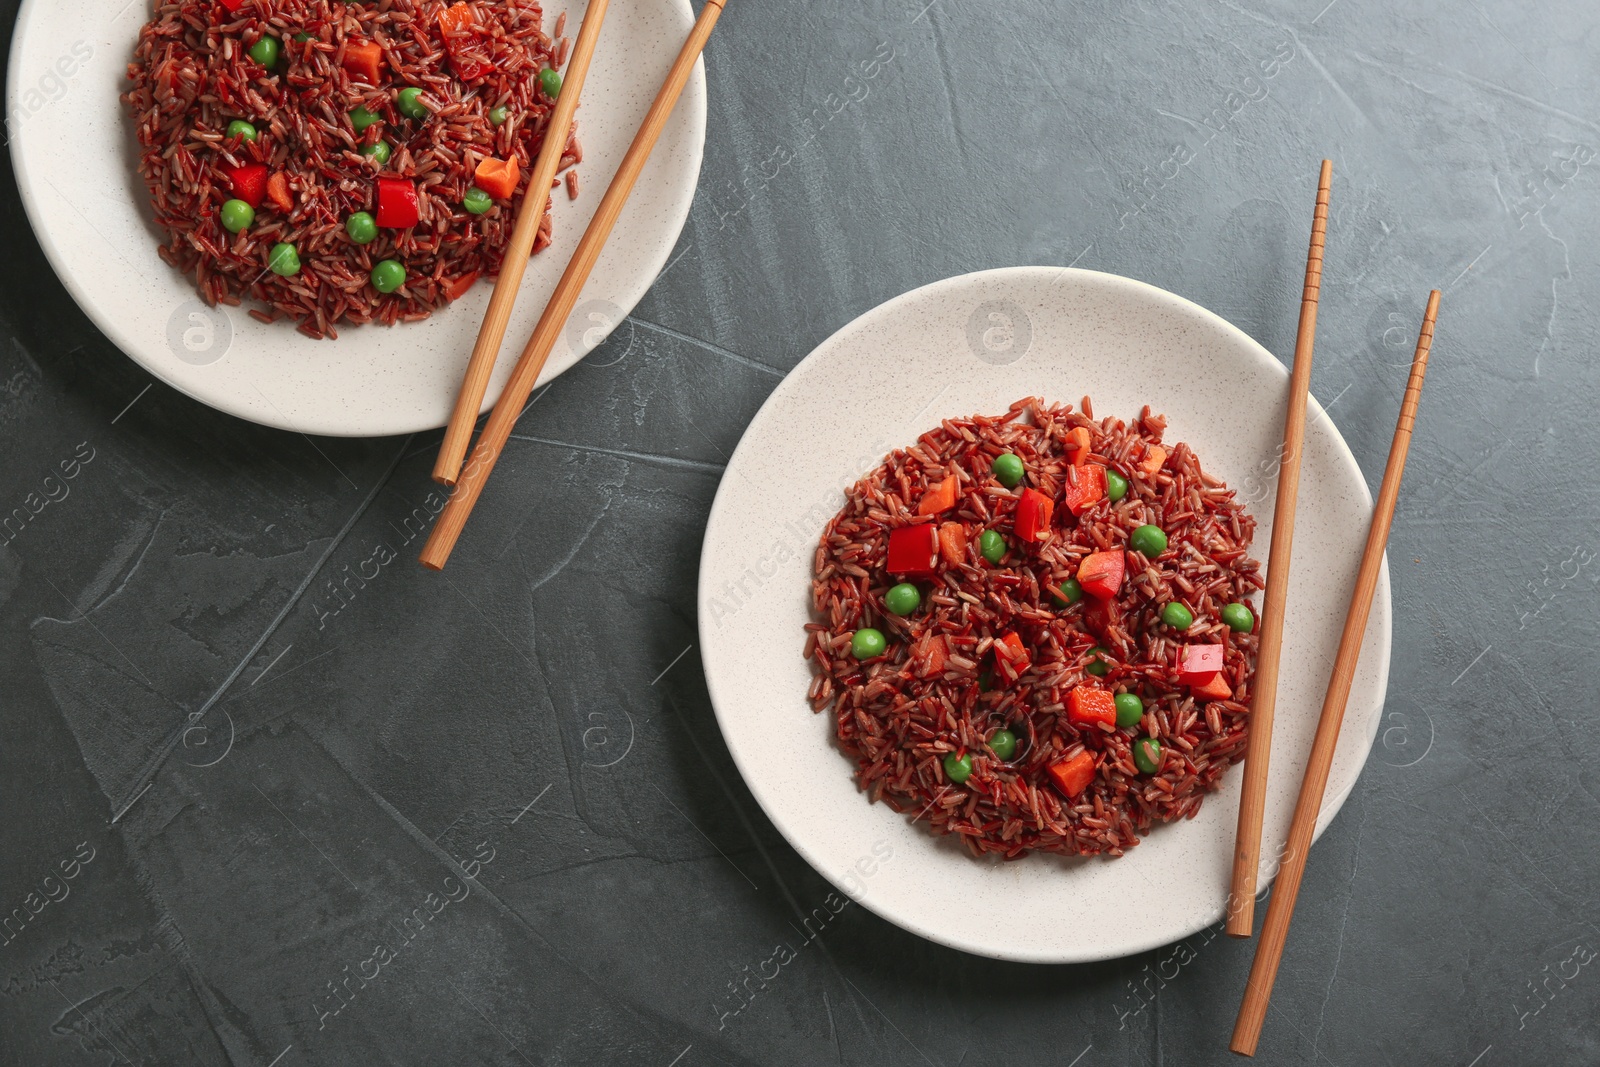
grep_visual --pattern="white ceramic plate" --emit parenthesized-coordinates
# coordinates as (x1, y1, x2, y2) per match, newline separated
(698, 267, 1391, 963)
(8, 0, 704, 437)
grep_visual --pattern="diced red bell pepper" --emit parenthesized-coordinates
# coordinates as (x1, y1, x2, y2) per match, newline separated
(1190, 672, 1233, 702)
(1061, 463, 1107, 516)
(218, 0, 246, 11)
(1065, 426, 1092, 464)
(224, 163, 268, 208)
(1139, 445, 1167, 476)
(1178, 644, 1225, 685)
(474, 156, 521, 200)
(1076, 550, 1124, 600)
(937, 522, 968, 566)
(886, 524, 938, 579)
(341, 40, 384, 84)
(1082, 596, 1120, 640)
(1067, 686, 1117, 728)
(375, 177, 419, 228)
(265, 172, 293, 213)
(442, 271, 479, 301)
(992, 631, 1032, 684)
(917, 477, 958, 517)
(1014, 488, 1055, 544)
(439, 3, 496, 80)
(910, 634, 949, 677)
(1047, 751, 1097, 799)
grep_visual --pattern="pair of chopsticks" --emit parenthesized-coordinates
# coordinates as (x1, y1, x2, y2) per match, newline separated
(422, 0, 729, 569)
(1226, 161, 1440, 1055)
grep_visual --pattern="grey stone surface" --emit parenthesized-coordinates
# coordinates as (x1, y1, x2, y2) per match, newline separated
(2, 0, 1597, 1064)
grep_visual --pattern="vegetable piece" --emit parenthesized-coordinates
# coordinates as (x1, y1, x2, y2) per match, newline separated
(1105, 468, 1129, 502)
(1190, 672, 1233, 702)
(1114, 692, 1145, 728)
(360, 141, 392, 165)
(396, 87, 429, 119)
(265, 172, 292, 213)
(1133, 736, 1163, 774)
(1161, 602, 1194, 630)
(1067, 686, 1117, 728)
(345, 211, 378, 244)
(992, 631, 1031, 684)
(342, 39, 384, 83)
(441, 271, 479, 301)
(943, 752, 973, 784)
(225, 119, 258, 142)
(886, 524, 938, 579)
(1221, 603, 1255, 633)
(988, 729, 1017, 761)
(1064, 426, 1092, 464)
(1139, 444, 1167, 476)
(218, 0, 246, 11)
(1014, 488, 1054, 543)
(488, 105, 509, 126)
(1129, 524, 1167, 557)
(267, 242, 300, 276)
(1076, 550, 1125, 600)
(850, 628, 886, 660)
(1177, 644, 1225, 684)
(1061, 463, 1107, 516)
(350, 106, 380, 133)
(370, 259, 407, 294)
(438, 4, 495, 79)
(249, 36, 279, 67)
(1084, 646, 1111, 677)
(225, 163, 268, 207)
(374, 177, 419, 228)
(917, 476, 958, 516)
(884, 583, 921, 617)
(539, 67, 563, 99)
(937, 522, 968, 566)
(473, 156, 521, 199)
(1054, 578, 1083, 606)
(991, 452, 1025, 488)
(1047, 751, 1097, 799)
(978, 529, 1006, 564)
(219, 199, 254, 233)
(462, 187, 493, 215)
(910, 633, 948, 676)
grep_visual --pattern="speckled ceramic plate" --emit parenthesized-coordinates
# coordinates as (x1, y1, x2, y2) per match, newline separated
(8, 0, 703, 437)
(698, 267, 1391, 963)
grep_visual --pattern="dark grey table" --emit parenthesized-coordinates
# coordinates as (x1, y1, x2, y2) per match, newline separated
(3, 1, 1595, 1064)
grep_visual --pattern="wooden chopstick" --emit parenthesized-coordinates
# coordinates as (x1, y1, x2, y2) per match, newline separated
(1232, 290, 1440, 1057)
(432, 0, 613, 487)
(1226, 159, 1332, 937)
(419, 0, 729, 570)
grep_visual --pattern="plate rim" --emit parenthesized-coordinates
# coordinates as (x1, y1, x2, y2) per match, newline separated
(697, 265, 1392, 963)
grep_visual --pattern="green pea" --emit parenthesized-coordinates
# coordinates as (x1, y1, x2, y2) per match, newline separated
(249, 36, 280, 67)
(1133, 736, 1163, 774)
(978, 529, 1006, 564)
(1106, 468, 1129, 502)
(884, 583, 921, 616)
(1129, 524, 1168, 557)
(267, 242, 300, 276)
(293, 31, 314, 42)
(1221, 603, 1255, 633)
(1114, 692, 1145, 729)
(488, 105, 509, 126)
(943, 752, 973, 784)
(539, 67, 563, 99)
(987, 729, 1017, 761)
(977, 669, 994, 693)
(851, 628, 886, 660)
(350, 106, 381, 132)
(370, 259, 407, 294)
(219, 198, 255, 233)
(1053, 578, 1083, 606)
(1161, 602, 1194, 630)
(360, 140, 392, 165)
(345, 211, 378, 244)
(1085, 647, 1110, 677)
(397, 87, 429, 119)
(991, 452, 1025, 488)
(461, 186, 493, 215)
(226, 119, 258, 142)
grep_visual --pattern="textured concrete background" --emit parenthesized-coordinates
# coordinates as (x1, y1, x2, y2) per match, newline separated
(2, 0, 1597, 1064)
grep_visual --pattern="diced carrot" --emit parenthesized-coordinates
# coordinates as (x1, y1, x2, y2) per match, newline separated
(265, 172, 292, 213)
(937, 522, 968, 566)
(992, 631, 1031, 684)
(1047, 751, 1097, 799)
(341, 39, 384, 83)
(1139, 445, 1167, 476)
(910, 634, 949, 677)
(473, 156, 521, 200)
(442, 271, 479, 301)
(1065, 426, 1092, 464)
(438, 2, 476, 34)
(1191, 672, 1233, 702)
(916, 477, 958, 517)
(1067, 686, 1117, 727)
